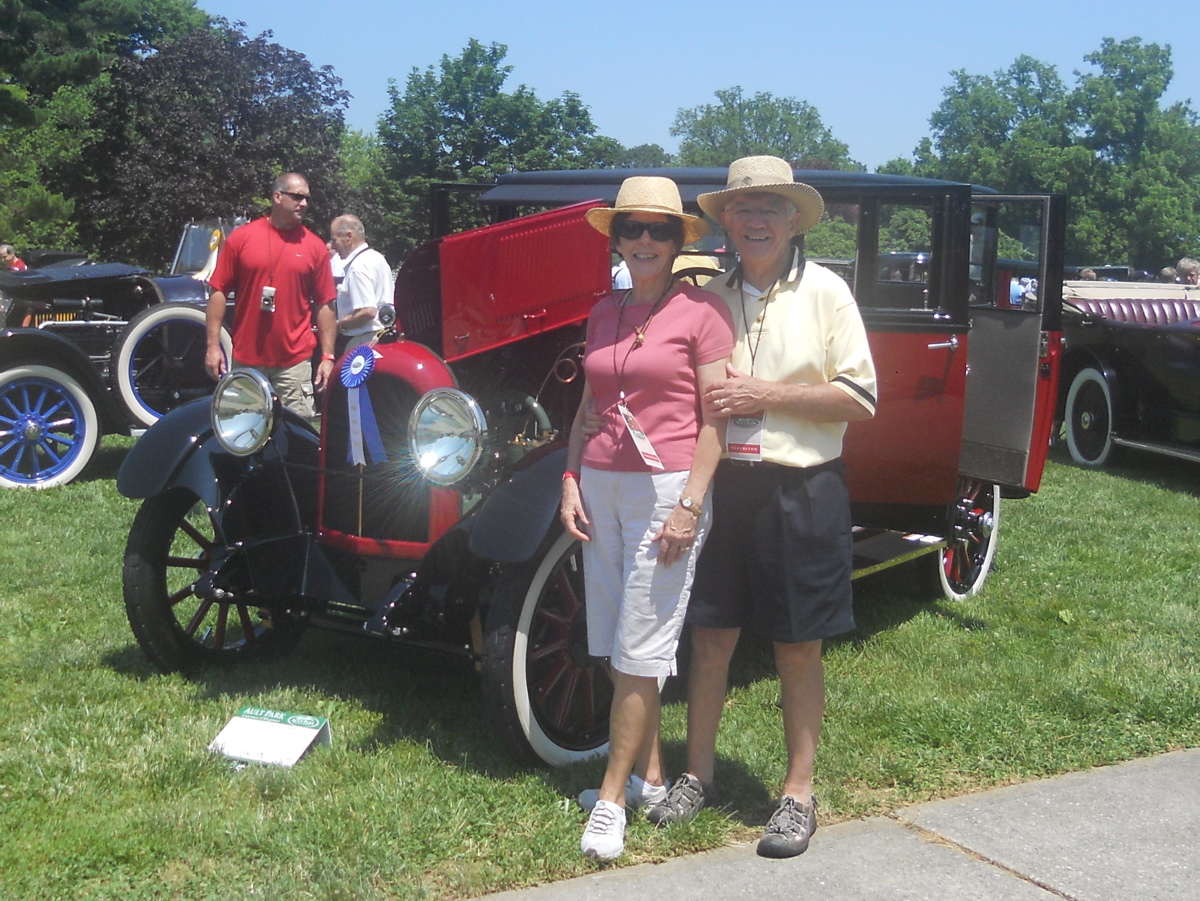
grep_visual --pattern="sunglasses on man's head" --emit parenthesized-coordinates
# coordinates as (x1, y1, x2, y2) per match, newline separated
(616, 219, 679, 242)
(280, 191, 310, 203)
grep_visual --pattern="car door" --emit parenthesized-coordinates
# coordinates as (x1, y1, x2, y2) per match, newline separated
(841, 189, 973, 507)
(957, 194, 1066, 493)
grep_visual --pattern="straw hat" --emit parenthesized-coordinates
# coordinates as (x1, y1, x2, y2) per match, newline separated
(585, 176, 708, 246)
(696, 156, 824, 233)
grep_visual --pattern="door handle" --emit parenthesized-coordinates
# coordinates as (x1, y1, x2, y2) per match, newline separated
(927, 336, 960, 351)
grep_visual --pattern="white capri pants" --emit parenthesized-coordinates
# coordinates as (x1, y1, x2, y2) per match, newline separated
(579, 466, 712, 678)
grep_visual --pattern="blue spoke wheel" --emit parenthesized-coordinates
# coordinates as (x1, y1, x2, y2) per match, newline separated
(0, 365, 99, 488)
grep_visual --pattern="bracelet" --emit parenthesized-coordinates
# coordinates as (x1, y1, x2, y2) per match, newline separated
(562, 470, 580, 482)
(321, 353, 336, 361)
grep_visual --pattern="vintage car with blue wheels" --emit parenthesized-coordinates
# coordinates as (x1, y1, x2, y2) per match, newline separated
(0, 224, 237, 488)
(1058, 279, 1200, 468)
(117, 169, 1067, 767)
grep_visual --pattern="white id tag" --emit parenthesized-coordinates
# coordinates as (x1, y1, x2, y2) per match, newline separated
(618, 401, 664, 469)
(726, 413, 764, 461)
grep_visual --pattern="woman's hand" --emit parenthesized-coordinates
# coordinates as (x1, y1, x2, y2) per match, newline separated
(560, 476, 590, 541)
(653, 503, 697, 567)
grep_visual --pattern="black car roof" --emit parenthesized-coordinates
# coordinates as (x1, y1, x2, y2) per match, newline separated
(480, 167, 991, 207)
(0, 261, 149, 293)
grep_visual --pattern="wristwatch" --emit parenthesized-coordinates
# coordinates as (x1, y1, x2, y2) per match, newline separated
(679, 496, 701, 516)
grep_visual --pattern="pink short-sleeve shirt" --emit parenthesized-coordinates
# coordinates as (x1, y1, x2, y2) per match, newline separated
(582, 282, 734, 473)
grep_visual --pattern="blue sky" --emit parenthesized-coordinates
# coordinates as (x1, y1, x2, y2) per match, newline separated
(199, 0, 1197, 172)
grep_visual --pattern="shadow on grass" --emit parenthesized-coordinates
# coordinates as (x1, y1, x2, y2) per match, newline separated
(1049, 441, 1200, 497)
(97, 553, 968, 823)
(79, 436, 134, 484)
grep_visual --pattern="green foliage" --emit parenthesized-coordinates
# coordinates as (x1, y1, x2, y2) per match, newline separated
(47, 21, 351, 268)
(376, 39, 622, 260)
(619, 143, 672, 168)
(0, 0, 208, 124)
(0, 0, 206, 251)
(671, 87, 862, 170)
(805, 215, 857, 261)
(913, 38, 1200, 269)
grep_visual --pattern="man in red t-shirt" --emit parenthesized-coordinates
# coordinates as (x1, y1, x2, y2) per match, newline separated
(205, 172, 336, 421)
(0, 244, 27, 271)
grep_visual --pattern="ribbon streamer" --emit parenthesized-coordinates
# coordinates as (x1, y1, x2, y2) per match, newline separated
(340, 346, 388, 466)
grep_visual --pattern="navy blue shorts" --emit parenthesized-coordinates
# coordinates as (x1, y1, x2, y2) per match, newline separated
(687, 459, 855, 644)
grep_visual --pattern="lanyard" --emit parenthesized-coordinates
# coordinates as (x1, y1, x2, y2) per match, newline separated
(611, 278, 674, 400)
(738, 279, 774, 378)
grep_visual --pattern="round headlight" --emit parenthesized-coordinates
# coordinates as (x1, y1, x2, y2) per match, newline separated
(211, 369, 277, 456)
(408, 388, 487, 486)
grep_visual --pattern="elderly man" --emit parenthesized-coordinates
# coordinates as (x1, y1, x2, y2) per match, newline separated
(328, 214, 392, 356)
(205, 172, 337, 421)
(0, 244, 26, 271)
(646, 157, 877, 859)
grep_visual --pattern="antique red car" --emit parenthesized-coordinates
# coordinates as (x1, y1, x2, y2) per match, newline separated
(117, 169, 1066, 767)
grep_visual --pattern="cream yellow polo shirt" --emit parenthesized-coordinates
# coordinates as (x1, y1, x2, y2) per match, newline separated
(708, 249, 877, 468)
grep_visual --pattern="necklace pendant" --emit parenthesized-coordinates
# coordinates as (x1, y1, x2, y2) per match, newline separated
(633, 332, 645, 348)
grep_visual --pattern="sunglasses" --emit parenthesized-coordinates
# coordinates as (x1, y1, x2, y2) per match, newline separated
(616, 219, 680, 242)
(280, 191, 310, 203)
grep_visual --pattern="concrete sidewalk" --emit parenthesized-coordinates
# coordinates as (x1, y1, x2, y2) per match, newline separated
(485, 748, 1199, 901)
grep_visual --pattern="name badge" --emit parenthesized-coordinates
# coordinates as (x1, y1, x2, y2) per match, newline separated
(727, 413, 764, 461)
(618, 401, 664, 470)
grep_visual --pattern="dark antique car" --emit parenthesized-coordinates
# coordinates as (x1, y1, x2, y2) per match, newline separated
(117, 168, 1066, 767)
(1058, 279, 1200, 467)
(0, 224, 239, 488)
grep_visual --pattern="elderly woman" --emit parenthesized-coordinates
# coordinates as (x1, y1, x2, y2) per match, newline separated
(561, 177, 734, 860)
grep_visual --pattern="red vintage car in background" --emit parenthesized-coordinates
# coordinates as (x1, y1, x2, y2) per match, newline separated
(117, 169, 1066, 767)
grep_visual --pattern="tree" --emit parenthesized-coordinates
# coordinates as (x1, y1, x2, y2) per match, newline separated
(47, 21, 351, 267)
(0, 0, 208, 250)
(619, 143, 672, 168)
(376, 39, 624, 258)
(0, 0, 208, 126)
(912, 38, 1200, 269)
(670, 87, 861, 170)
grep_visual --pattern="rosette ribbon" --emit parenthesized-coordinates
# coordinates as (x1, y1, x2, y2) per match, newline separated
(339, 345, 388, 466)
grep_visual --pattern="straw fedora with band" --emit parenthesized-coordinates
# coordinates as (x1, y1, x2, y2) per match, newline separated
(696, 156, 824, 234)
(585, 176, 708, 246)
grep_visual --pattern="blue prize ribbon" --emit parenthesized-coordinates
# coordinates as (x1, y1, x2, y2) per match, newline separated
(341, 346, 388, 465)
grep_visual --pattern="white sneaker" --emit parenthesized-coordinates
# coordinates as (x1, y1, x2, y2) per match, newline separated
(578, 774, 670, 812)
(580, 799, 626, 860)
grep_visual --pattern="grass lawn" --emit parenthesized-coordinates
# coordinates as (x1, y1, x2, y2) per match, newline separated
(1, 437, 1197, 899)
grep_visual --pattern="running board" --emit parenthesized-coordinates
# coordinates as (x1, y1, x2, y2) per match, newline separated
(1112, 437, 1200, 464)
(851, 528, 946, 580)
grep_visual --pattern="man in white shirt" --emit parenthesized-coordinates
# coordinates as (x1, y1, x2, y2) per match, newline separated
(329, 214, 393, 355)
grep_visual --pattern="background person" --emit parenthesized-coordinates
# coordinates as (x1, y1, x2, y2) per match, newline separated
(561, 176, 733, 861)
(646, 156, 877, 860)
(329, 214, 392, 356)
(205, 172, 336, 421)
(0, 244, 27, 271)
(1176, 257, 1199, 285)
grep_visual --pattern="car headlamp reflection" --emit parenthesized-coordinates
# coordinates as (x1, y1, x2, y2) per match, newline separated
(408, 388, 487, 486)
(211, 369, 277, 456)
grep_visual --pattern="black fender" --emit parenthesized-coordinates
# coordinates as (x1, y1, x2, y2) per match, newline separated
(0, 328, 125, 431)
(468, 446, 568, 564)
(116, 396, 319, 509)
(151, 274, 209, 305)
